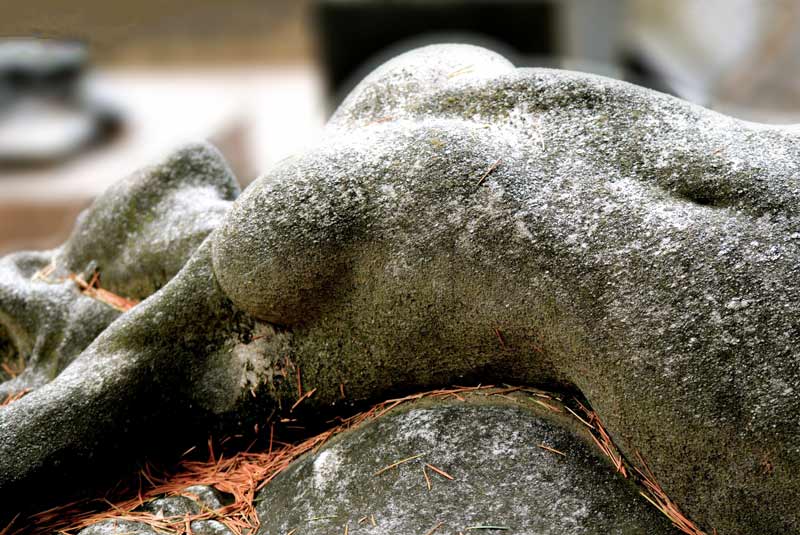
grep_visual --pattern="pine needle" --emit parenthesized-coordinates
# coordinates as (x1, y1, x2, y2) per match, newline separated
(0, 513, 20, 535)
(633, 451, 708, 535)
(68, 273, 138, 312)
(1, 389, 30, 407)
(537, 444, 566, 457)
(373, 454, 425, 476)
(424, 464, 454, 481)
(531, 398, 561, 413)
(290, 388, 317, 412)
(564, 406, 594, 429)
(424, 521, 444, 535)
(474, 159, 501, 189)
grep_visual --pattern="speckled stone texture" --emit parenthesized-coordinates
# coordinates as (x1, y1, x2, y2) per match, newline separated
(256, 397, 675, 535)
(214, 45, 800, 533)
(0, 142, 239, 396)
(0, 143, 244, 510)
(77, 485, 234, 535)
(0, 44, 798, 534)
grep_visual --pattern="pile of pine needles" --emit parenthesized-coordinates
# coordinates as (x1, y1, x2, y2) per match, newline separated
(5, 266, 717, 534)
(15, 387, 491, 535)
(5, 385, 714, 535)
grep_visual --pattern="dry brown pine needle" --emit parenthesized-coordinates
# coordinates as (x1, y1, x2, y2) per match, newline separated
(69, 273, 138, 312)
(1, 389, 30, 407)
(474, 159, 501, 189)
(537, 444, 566, 457)
(373, 453, 425, 476)
(425, 463, 454, 481)
(424, 521, 445, 535)
(15, 384, 712, 535)
(290, 388, 317, 412)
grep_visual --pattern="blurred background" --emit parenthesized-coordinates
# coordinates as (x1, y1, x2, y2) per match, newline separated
(2, 0, 800, 253)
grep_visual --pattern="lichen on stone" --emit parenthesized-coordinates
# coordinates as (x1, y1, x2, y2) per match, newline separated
(256, 397, 675, 535)
(0, 44, 799, 535)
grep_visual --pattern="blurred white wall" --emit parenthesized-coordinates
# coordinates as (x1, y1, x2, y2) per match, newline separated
(629, 0, 800, 120)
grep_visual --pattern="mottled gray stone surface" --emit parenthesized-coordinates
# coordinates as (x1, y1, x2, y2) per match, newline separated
(78, 519, 159, 535)
(78, 518, 233, 535)
(0, 142, 238, 396)
(0, 44, 798, 535)
(0, 143, 244, 509)
(54, 143, 240, 300)
(77, 486, 234, 535)
(181, 485, 231, 511)
(256, 398, 675, 535)
(214, 45, 800, 533)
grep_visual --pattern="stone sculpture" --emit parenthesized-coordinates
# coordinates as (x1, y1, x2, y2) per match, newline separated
(1, 44, 799, 534)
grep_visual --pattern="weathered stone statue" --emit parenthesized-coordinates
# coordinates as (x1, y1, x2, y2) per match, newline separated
(1, 44, 799, 534)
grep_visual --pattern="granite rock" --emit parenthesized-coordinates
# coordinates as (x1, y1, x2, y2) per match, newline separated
(256, 397, 675, 535)
(77, 518, 232, 535)
(77, 486, 235, 535)
(77, 519, 159, 535)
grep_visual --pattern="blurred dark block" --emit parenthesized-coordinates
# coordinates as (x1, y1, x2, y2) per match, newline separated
(0, 38, 122, 169)
(315, 0, 557, 104)
(0, 38, 87, 103)
(314, 0, 689, 107)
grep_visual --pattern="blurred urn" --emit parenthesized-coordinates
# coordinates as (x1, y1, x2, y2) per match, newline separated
(0, 38, 121, 168)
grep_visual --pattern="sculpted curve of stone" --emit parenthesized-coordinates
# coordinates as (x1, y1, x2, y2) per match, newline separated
(256, 398, 677, 535)
(0, 45, 798, 534)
